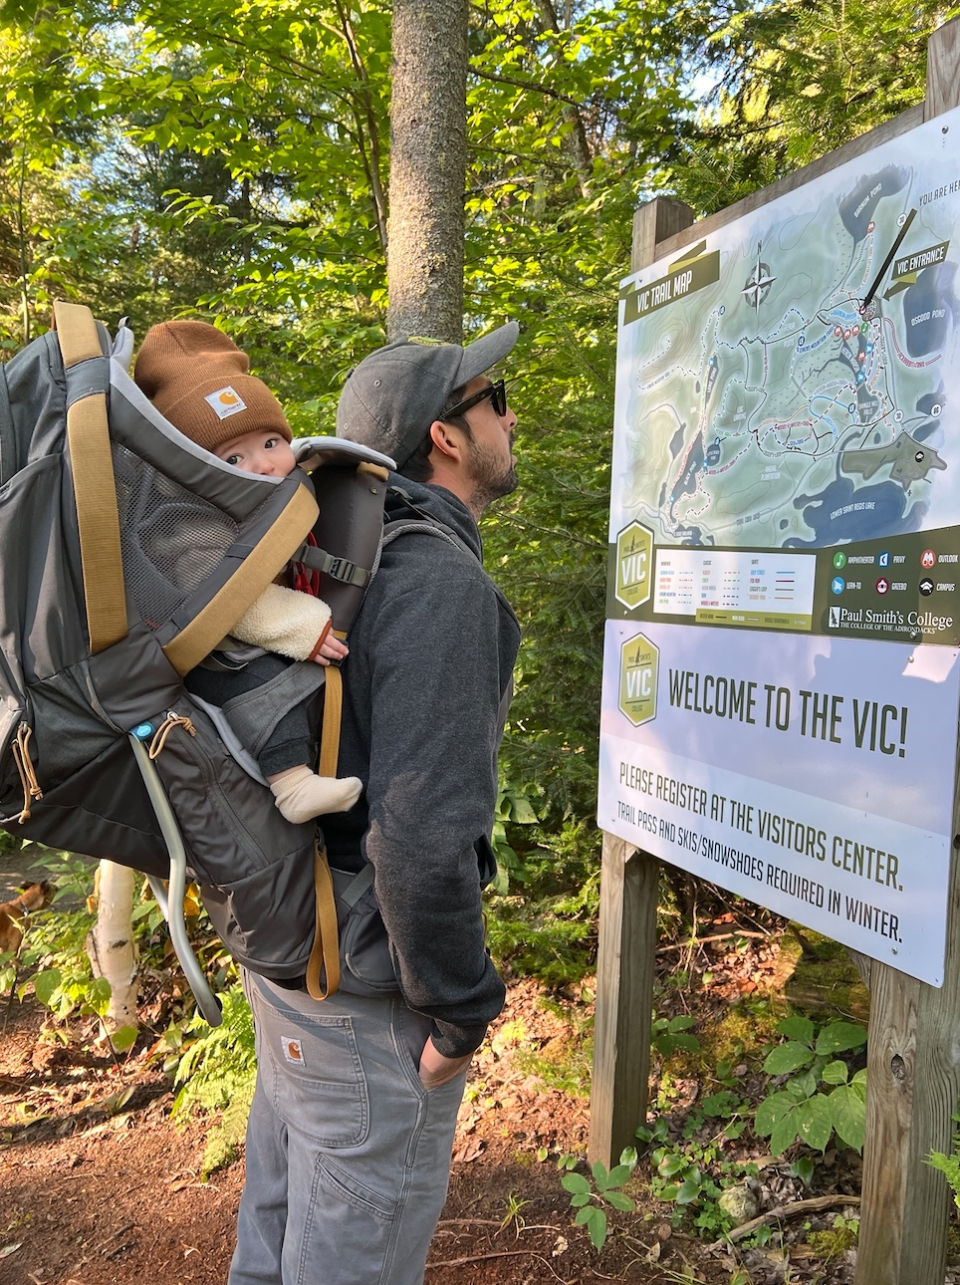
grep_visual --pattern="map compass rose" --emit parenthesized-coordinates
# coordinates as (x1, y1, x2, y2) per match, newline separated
(741, 242, 776, 310)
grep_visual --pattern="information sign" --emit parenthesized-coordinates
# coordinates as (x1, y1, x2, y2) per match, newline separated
(600, 105, 960, 985)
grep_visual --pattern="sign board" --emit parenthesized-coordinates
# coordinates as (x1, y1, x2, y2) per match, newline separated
(599, 104, 960, 986)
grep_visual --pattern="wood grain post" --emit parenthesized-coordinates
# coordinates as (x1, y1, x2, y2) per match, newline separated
(853, 21, 960, 1284)
(589, 197, 695, 1168)
(588, 835, 660, 1166)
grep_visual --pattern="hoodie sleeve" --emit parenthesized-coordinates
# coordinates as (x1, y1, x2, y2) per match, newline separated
(360, 558, 508, 1058)
(230, 582, 332, 661)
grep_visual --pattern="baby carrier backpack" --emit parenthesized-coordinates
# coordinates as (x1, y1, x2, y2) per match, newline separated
(0, 302, 392, 1022)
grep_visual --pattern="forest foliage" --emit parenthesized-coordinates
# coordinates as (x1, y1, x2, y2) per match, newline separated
(1, 0, 954, 934)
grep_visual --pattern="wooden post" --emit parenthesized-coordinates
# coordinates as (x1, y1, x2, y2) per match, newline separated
(589, 196, 695, 1168)
(588, 836, 660, 1165)
(854, 21, 960, 1284)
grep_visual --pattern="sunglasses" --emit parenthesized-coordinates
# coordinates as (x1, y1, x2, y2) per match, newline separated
(441, 378, 508, 421)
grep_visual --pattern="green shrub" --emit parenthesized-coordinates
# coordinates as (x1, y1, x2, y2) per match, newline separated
(754, 1015, 867, 1155)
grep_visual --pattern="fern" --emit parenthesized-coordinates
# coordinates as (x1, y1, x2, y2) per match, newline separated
(172, 982, 257, 1176)
(929, 1112, 960, 1211)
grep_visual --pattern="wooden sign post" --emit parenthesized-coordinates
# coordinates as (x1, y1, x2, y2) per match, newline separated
(589, 18, 960, 1285)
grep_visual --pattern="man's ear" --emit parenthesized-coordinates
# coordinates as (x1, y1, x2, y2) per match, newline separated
(428, 419, 465, 463)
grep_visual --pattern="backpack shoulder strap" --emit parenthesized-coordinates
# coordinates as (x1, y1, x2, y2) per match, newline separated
(53, 301, 127, 654)
(380, 485, 475, 560)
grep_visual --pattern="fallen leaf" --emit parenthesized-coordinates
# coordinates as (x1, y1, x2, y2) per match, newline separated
(452, 1140, 484, 1163)
(0, 1244, 23, 1259)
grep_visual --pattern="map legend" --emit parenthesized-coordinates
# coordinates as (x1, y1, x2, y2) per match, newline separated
(654, 549, 816, 629)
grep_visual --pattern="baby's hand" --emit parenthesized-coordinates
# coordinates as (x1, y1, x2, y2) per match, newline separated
(312, 633, 349, 665)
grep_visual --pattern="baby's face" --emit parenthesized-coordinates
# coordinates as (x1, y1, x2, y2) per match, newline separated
(214, 429, 296, 478)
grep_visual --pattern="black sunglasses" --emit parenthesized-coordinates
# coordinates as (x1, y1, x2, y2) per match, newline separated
(441, 378, 508, 421)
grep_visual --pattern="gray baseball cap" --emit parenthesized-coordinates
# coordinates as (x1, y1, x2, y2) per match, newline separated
(336, 322, 519, 469)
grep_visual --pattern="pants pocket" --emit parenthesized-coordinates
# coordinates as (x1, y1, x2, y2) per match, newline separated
(296, 1153, 399, 1284)
(249, 980, 370, 1148)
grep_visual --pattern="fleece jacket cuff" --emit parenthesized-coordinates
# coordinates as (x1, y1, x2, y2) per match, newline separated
(430, 1021, 489, 1060)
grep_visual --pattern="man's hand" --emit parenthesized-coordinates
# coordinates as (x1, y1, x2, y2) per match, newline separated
(418, 1037, 472, 1089)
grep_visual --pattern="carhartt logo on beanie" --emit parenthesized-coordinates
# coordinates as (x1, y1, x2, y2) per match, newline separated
(134, 320, 291, 452)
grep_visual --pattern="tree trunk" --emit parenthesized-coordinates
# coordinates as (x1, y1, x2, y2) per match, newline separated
(86, 859, 139, 1033)
(387, 0, 468, 343)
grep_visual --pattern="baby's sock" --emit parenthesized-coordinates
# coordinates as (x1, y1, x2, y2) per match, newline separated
(269, 766, 362, 822)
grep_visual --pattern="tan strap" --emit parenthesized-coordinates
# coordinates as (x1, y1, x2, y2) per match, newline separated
(319, 664, 343, 779)
(304, 843, 341, 1000)
(54, 301, 128, 654)
(303, 661, 347, 999)
(52, 300, 103, 364)
(162, 483, 318, 675)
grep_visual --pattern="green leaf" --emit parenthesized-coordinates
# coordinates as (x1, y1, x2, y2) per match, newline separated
(658, 1153, 687, 1177)
(764, 1041, 815, 1075)
(33, 968, 61, 1006)
(675, 1175, 702, 1205)
(110, 1025, 139, 1052)
(701, 1090, 735, 1117)
(561, 1173, 590, 1194)
(820, 1060, 849, 1085)
(667, 1014, 697, 1032)
(796, 1095, 833, 1152)
(84, 975, 112, 1016)
(573, 1205, 594, 1224)
(587, 1207, 607, 1251)
(831, 1085, 867, 1153)
(769, 1106, 803, 1156)
(778, 1015, 815, 1045)
(792, 1155, 815, 1186)
(606, 1163, 632, 1187)
(815, 1022, 868, 1055)
(570, 1192, 591, 1207)
(509, 795, 538, 825)
(755, 1091, 798, 1137)
(792, 1067, 820, 1099)
(664, 1032, 701, 1053)
(591, 1161, 609, 1187)
(605, 1191, 635, 1212)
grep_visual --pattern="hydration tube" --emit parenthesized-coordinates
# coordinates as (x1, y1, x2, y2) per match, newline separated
(127, 733, 223, 1027)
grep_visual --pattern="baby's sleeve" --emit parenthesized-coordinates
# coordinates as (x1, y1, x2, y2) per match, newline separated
(230, 582, 332, 661)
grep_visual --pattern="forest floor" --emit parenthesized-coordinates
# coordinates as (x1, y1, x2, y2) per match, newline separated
(2, 868, 960, 1285)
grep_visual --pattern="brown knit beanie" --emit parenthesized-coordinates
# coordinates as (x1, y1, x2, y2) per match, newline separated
(134, 321, 292, 452)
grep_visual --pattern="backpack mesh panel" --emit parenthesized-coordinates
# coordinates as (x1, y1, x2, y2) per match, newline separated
(112, 441, 239, 628)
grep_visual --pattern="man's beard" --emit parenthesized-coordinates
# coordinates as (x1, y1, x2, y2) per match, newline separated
(466, 437, 518, 516)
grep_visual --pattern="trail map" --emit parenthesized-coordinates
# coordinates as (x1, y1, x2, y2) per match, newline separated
(612, 112, 960, 555)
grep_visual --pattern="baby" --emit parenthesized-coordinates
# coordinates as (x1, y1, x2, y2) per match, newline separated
(134, 320, 362, 823)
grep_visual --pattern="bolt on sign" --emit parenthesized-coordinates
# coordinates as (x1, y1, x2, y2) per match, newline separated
(619, 634, 658, 726)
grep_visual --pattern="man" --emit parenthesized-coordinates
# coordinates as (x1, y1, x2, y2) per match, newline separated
(229, 322, 521, 1285)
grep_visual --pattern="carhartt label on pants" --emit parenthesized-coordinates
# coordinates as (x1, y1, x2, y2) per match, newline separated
(281, 1036, 304, 1065)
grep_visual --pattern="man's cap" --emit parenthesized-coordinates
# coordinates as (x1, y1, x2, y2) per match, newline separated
(335, 321, 519, 468)
(134, 320, 292, 453)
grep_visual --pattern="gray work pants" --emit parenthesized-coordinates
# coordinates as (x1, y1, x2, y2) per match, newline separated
(228, 972, 467, 1285)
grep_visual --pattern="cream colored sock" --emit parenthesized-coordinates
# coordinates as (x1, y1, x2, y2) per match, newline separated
(269, 766, 363, 823)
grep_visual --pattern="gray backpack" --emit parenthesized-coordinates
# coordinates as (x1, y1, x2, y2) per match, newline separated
(0, 302, 391, 1018)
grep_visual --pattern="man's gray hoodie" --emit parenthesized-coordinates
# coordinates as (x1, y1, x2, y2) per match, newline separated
(321, 476, 521, 1058)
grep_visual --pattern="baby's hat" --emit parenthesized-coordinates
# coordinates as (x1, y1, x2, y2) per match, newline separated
(134, 320, 292, 452)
